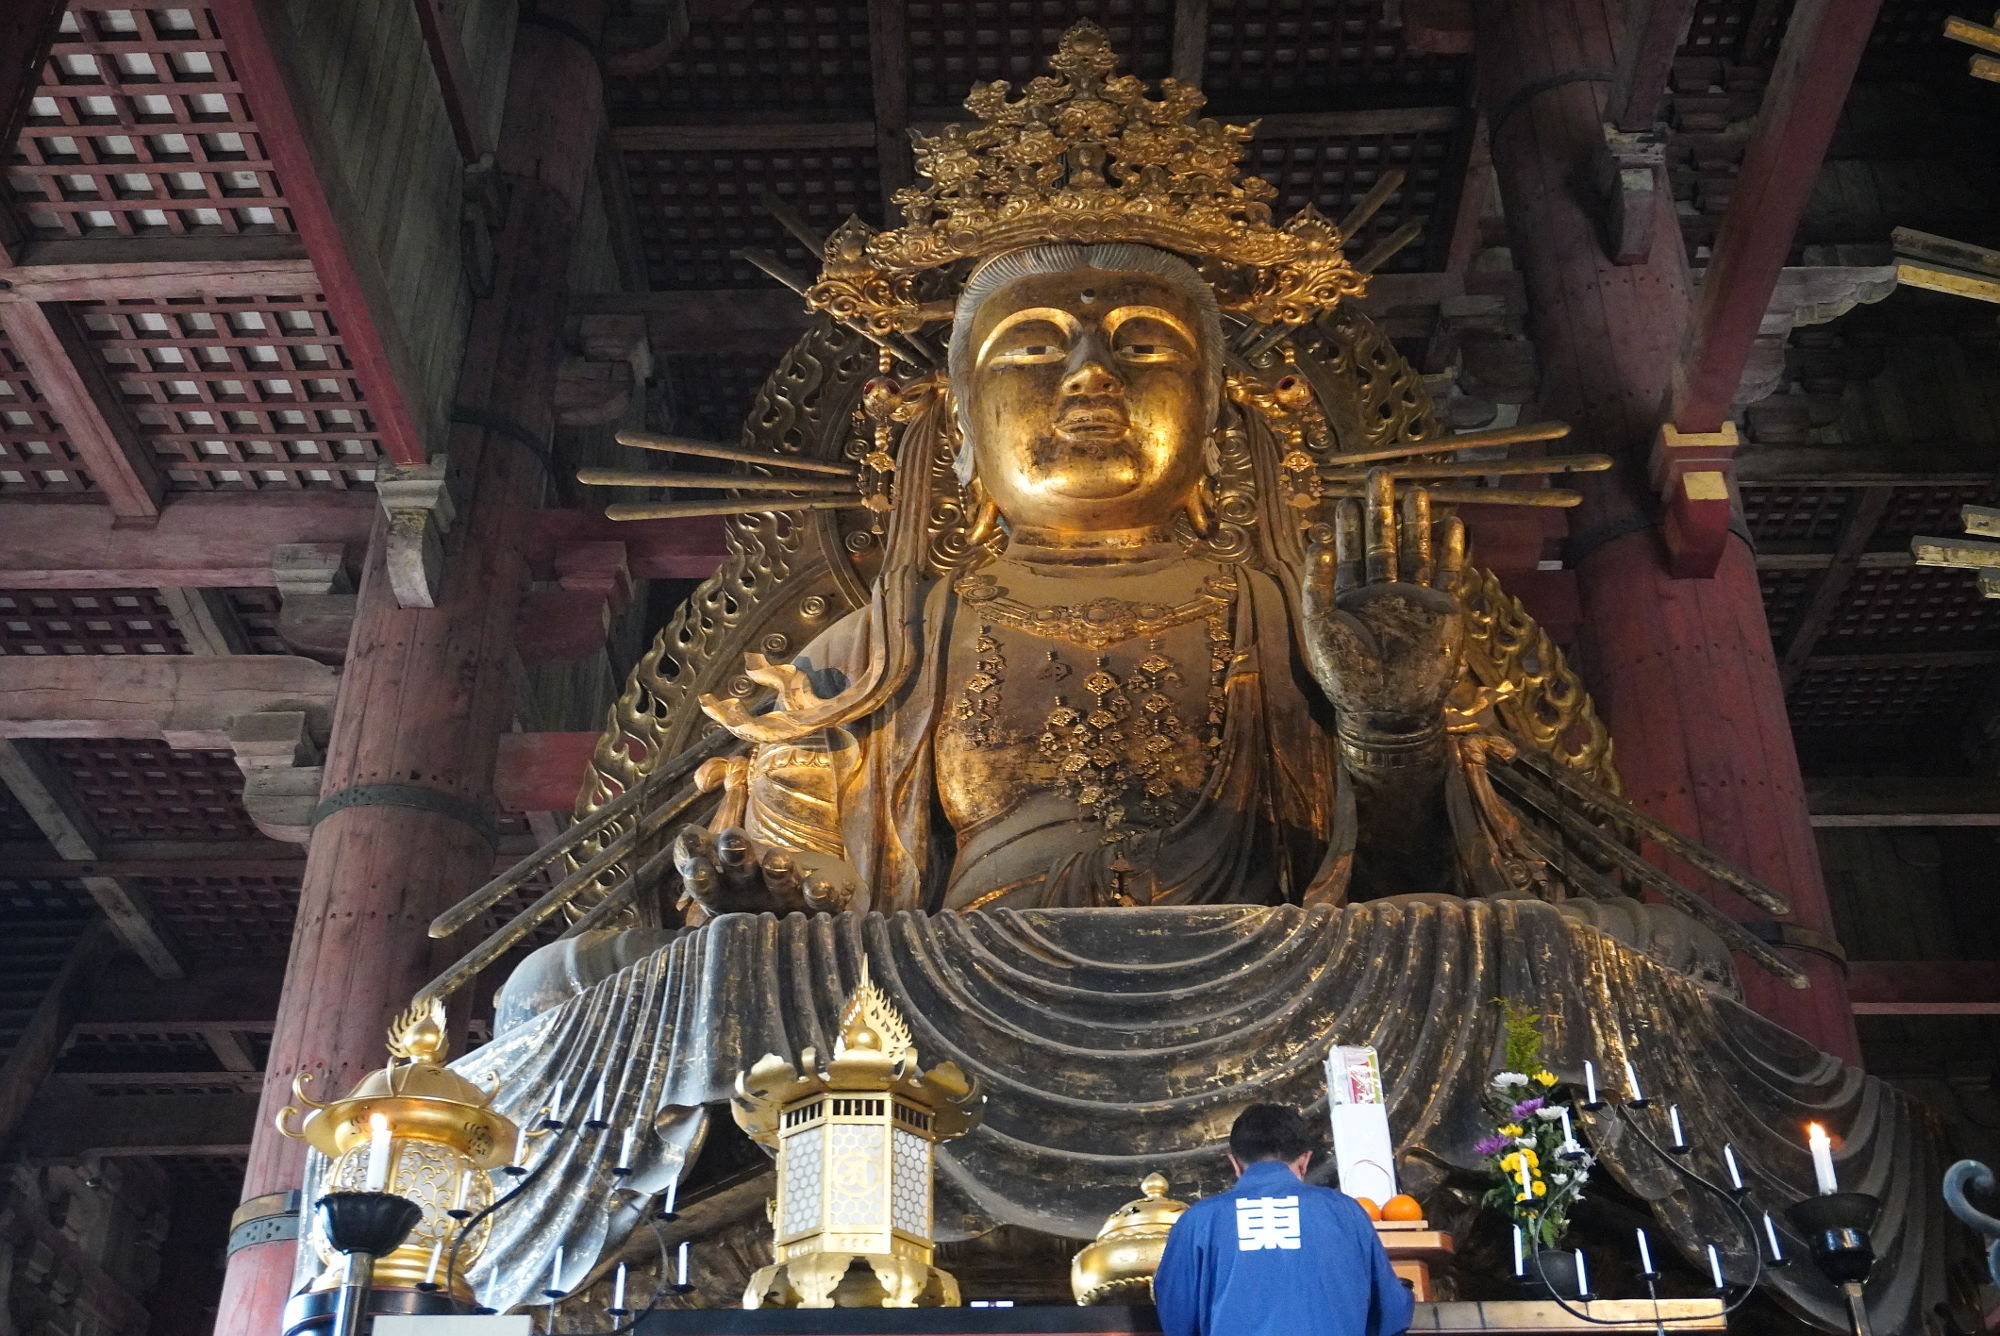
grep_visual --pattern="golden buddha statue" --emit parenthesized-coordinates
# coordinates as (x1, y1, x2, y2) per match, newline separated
(413, 27, 1954, 1328)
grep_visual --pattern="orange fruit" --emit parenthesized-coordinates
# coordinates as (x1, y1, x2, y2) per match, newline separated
(1381, 1194, 1423, 1222)
(1355, 1197, 1382, 1220)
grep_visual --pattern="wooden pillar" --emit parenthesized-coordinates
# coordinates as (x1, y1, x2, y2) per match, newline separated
(212, 6, 610, 1334)
(1475, 0, 1859, 1061)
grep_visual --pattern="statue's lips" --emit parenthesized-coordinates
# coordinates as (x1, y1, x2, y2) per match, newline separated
(1052, 404, 1130, 442)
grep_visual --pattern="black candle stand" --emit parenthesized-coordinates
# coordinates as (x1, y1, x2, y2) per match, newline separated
(1784, 1192, 1881, 1336)
(318, 1191, 424, 1336)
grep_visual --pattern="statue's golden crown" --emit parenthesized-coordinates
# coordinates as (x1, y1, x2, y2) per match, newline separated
(806, 22, 1367, 334)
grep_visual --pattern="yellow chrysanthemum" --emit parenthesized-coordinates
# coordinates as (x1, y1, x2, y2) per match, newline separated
(1499, 1124, 1524, 1138)
(1532, 1180, 1548, 1197)
(1534, 1071, 1559, 1088)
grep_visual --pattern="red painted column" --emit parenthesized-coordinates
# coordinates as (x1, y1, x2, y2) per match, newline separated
(1475, 0, 1858, 1061)
(214, 6, 610, 1333)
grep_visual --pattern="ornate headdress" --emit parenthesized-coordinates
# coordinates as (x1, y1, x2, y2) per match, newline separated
(807, 22, 1367, 335)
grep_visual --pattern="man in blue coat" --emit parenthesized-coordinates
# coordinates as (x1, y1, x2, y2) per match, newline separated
(1153, 1104, 1414, 1336)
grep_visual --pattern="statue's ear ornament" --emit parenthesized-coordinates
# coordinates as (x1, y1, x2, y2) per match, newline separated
(798, 22, 1417, 341)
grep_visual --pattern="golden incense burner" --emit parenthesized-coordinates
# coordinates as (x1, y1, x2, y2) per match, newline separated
(278, 1000, 516, 1301)
(1070, 1173, 1189, 1305)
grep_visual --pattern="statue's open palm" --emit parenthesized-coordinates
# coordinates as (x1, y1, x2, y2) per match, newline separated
(1301, 472, 1467, 734)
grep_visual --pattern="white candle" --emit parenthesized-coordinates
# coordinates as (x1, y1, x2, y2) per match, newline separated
(1574, 1247, 1589, 1298)
(1636, 1227, 1654, 1276)
(1763, 1211, 1785, 1262)
(549, 1076, 566, 1123)
(1668, 1104, 1685, 1148)
(1807, 1123, 1838, 1194)
(1512, 1225, 1524, 1276)
(1517, 1152, 1533, 1198)
(618, 1126, 637, 1173)
(589, 1078, 606, 1125)
(1723, 1143, 1744, 1192)
(450, 1171, 470, 1213)
(423, 1238, 443, 1286)
(364, 1113, 392, 1191)
(676, 1240, 690, 1288)
(1623, 1057, 1644, 1102)
(1707, 1243, 1724, 1290)
(1558, 1106, 1575, 1150)
(549, 1244, 564, 1296)
(512, 1122, 527, 1166)
(1583, 1059, 1598, 1105)
(611, 1262, 628, 1312)
(663, 1170, 679, 1215)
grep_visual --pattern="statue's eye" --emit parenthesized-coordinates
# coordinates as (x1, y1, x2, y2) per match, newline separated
(993, 340, 1064, 365)
(1117, 341, 1180, 363)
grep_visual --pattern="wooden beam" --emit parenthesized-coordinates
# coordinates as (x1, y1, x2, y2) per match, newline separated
(1807, 776, 2000, 826)
(527, 508, 729, 580)
(1778, 486, 1892, 688)
(1170, 0, 1212, 83)
(0, 493, 376, 589)
(0, 838, 306, 880)
(208, 0, 427, 464)
(494, 731, 599, 813)
(15, 1089, 257, 1159)
(410, 0, 490, 164)
(1754, 543, 1910, 571)
(0, 742, 186, 979)
(1609, 0, 1700, 131)
(1671, 0, 1887, 433)
(1893, 226, 2000, 306)
(0, 2, 66, 165)
(1847, 960, 2000, 1015)
(1803, 648, 2000, 670)
(0, 655, 339, 748)
(1250, 108, 1462, 138)
(0, 298, 165, 522)
(0, 923, 114, 1150)
(76, 960, 282, 1030)
(1736, 441, 1998, 485)
(0, 235, 318, 303)
(613, 120, 878, 152)
(159, 588, 254, 656)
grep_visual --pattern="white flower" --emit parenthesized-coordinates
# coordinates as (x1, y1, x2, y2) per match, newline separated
(1515, 1137, 1536, 1148)
(1492, 1072, 1528, 1090)
(1536, 1107, 1564, 1121)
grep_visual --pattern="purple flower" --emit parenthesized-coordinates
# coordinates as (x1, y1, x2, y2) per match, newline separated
(1473, 1134, 1511, 1156)
(1511, 1098, 1546, 1119)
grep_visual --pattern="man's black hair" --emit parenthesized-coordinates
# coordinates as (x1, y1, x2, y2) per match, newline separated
(1228, 1104, 1316, 1164)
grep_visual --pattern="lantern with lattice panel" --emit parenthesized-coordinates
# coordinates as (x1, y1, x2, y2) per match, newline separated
(732, 966, 983, 1309)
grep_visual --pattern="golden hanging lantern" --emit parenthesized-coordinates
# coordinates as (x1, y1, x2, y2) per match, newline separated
(732, 965, 984, 1309)
(1070, 1173, 1189, 1305)
(277, 998, 516, 1302)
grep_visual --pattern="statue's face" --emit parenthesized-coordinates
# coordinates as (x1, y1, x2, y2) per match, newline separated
(961, 267, 1212, 533)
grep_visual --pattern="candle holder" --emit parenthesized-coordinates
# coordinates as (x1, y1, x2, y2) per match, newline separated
(317, 1191, 424, 1336)
(1784, 1192, 1880, 1336)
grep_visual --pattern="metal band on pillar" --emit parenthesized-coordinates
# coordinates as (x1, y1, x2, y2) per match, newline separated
(311, 783, 499, 846)
(227, 1191, 304, 1256)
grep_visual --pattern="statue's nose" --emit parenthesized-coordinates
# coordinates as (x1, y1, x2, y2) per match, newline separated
(1060, 359, 1123, 398)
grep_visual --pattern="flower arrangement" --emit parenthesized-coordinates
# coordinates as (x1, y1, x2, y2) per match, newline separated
(1477, 999, 1594, 1250)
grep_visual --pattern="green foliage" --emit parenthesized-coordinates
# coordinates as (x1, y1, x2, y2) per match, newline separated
(1476, 998, 1593, 1252)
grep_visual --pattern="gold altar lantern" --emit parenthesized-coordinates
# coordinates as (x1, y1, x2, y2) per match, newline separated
(277, 999, 516, 1302)
(1070, 1173, 1189, 1305)
(733, 967, 983, 1309)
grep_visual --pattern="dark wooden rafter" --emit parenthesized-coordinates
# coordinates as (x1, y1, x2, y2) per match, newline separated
(1777, 485, 1893, 687)
(866, 0, 910, 224)
(1847, 961, 2000, 1015)
(1170, 0, 1211, 84)
(0, 739, 187, 978)
(1808, 778, 2000, 827)
(0, 921, 114, 1148)
(1671, 0, 1889, 433)
(409, 0, 490, 165)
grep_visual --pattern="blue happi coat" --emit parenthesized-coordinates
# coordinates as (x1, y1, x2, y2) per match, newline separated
(1152, 1160, 1415, 1336)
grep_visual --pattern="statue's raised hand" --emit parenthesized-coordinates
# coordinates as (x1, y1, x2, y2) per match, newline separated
(1301, 470, 1467, 736)
(671, 826, 861, 918)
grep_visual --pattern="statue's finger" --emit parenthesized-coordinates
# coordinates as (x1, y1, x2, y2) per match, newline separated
(1304, 529, 1340, 613)
(1401, 486, 1434, 586)
(763, 849, 801, 899)
(1436, 514, 1467, 593)
(671, 825, 715, 879)
(1333, 499, 1364, 595)
(1363, 468, 1398, 585)
(714, 827, 758, 889)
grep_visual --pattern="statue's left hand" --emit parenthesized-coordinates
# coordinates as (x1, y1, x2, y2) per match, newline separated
(1301, 470, 1467, 735)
